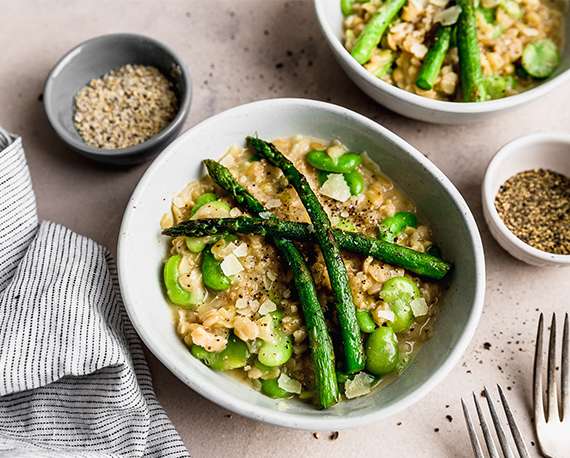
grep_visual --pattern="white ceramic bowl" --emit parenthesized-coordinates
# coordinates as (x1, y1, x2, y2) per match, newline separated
(117, 98, 485, 430)
(482, 133, 570, 267)
(314, 0, 570, 124)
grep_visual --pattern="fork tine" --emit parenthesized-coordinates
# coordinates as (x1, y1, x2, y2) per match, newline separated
(547, 314, 560, 422)
(473, 392, 500, 458)
(462, 398, 486, 458)
(497, 384, 531, 458)
(484, 386, 515, 458)
(534, 313, 546, 427)
(562, 313, 569, 420)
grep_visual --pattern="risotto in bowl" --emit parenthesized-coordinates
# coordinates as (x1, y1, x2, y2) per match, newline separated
(314, 0, 570, 123)
(117, 99, 485, 429)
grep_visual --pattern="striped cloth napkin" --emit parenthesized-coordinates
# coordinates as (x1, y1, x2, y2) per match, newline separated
(0, 130, 190, 458)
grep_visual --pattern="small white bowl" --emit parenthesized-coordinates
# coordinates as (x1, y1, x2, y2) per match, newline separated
(118, 98, 485, 430)
(482, 133, 570, 267)
(314, 0, 570, 124)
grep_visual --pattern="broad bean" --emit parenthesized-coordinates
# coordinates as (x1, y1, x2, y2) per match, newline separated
(378, 211, 417, 242)
(260, 378, 292, 398)
(356, 310, 376, 333)
(306, 150, 362, 174)
(341, 0, 354, 16)
(380, 276, 420, 333)
(522, 39, 560, 79)
(163, 255, 195, 306)
(192, 199, 231, 220)
(201, 247, 232, 291)
(257, 325, 293, 367)
(365, 326, 399, 376)
(186, 236, 211, 253)
(191, 334, 249, 371)
(344, 169, 365, 195)
(191, 193, 218, 216)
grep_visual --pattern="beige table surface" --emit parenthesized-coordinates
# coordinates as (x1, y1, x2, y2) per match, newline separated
(3, 1, 570, 456)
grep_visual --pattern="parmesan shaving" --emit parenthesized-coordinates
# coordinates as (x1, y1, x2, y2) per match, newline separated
(411, 297, 429, 317)
(259, 299, 277, 316)
(220, 254, 243, 276)
(345, 372, 375, 399)
(320, 174, 351, 202)
(434, 5, 462, 25)
(233, 242, 248, 257)
(278, 373, 302, 394)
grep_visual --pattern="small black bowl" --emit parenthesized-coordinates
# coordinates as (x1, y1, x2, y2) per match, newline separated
(44, 33, 192, 165)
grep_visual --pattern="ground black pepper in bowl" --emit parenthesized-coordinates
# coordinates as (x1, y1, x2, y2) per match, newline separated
(494, 169, 570, 255)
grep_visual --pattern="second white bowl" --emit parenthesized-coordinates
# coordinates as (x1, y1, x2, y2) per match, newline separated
(314, 0, 570, 124)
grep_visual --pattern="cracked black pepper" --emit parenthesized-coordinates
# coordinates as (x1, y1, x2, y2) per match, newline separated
(74, 64, 178, 149)
(495, 168, 570, 255)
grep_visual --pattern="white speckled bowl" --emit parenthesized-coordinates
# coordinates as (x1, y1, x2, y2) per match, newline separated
(314, 0, 570, 124)
(483, 133, 570, 267)
(117, 98, 485, 430)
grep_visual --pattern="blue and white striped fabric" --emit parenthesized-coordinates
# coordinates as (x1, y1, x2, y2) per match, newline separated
(0, 132, 190, 458)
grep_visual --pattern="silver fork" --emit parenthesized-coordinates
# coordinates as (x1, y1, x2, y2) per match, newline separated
(462, 386, 530, 457)
(533, 313, 570, 458)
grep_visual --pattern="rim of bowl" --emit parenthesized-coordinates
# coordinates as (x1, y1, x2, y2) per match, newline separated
(117, 98, 486, 430)
(482, 132, 570, 265)
(314, 0, 570, 115)
(44, 33, 192, 158)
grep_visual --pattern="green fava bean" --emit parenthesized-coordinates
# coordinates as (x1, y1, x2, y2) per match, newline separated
(365, 326, 399, 376)
(389, 298, 415, 334)
(211, 200, 231, 212)
(216, 335, 249, 370)
(378, 211, 417, 242)
(356, 310, 377, 333)
(254, 360, 278, 379)
(191, 199, 231, 220)
(163, 255, 193, 306)
(186, 236, 211, 253)
(258, 330, 293, 367)
(191, 193, 218, 216)
(341, 0, 354, 16)
(380, 276, 420, 333)
(261, 378, 292, 399)
(190, 344, 218, 367)
(344, 169, 365, 195)
(201, 247, 232, 291)
(306, 150, 362, 174)
(380, 276, 420, 303)
(186, 234, 234, 254)
(482, 75, 516, 100)
(522, 39, 560, 79)
(191, 334, 249, 371)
